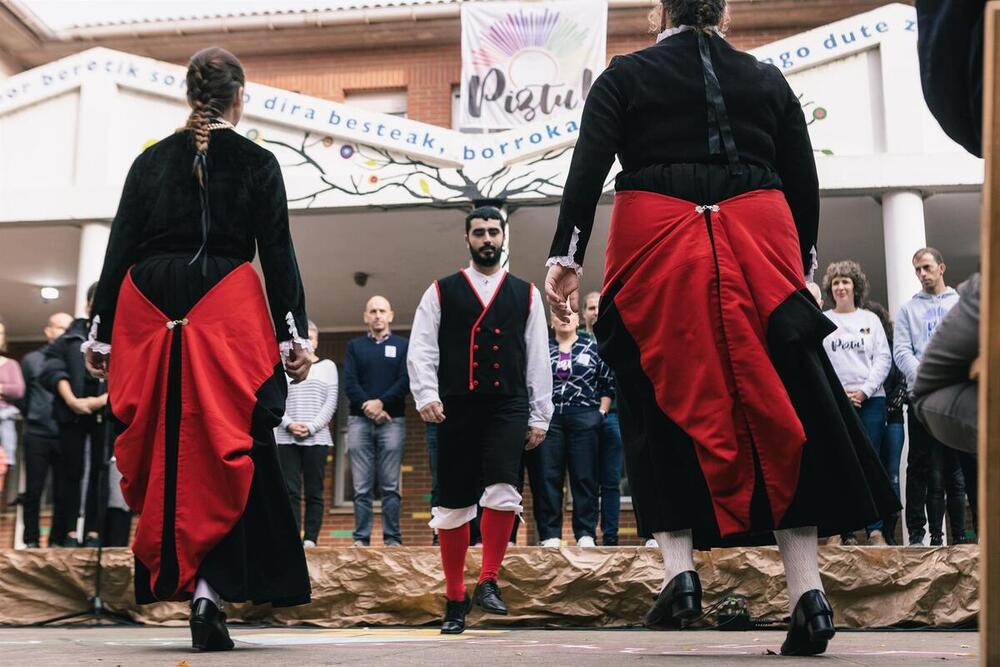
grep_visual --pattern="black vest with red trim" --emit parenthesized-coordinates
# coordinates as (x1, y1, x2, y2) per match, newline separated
(436, 269, 532, 399)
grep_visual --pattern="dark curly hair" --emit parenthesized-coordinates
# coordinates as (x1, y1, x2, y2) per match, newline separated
(822, 260, 870, 309)
(661, 0, 727, 31)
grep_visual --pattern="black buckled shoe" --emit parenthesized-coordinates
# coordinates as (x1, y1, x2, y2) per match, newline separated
(441, 595, 472, 634)
(190, 598, 235, 651)
(780, 589, 836, 656)
(645, 570, 702, 629)
(473, 578, 508, 615)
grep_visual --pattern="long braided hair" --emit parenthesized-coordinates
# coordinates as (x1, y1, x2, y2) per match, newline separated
(183, 47, 245, 269)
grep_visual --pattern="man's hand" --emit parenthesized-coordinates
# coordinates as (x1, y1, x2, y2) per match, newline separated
(85, 349, 108, 380)
(284, 343, 312, 383)
(373, 411, 393, 425)
(544, 264, 580, 324)
(847, 390, 867, 408)
(68, 397, 94, 416)
(362, 399, 385, 420)
(524, 427, 546, 450)
(88, 394, 108, 411)
(419, 401, 446, 423)
(288, 422, 311, 438)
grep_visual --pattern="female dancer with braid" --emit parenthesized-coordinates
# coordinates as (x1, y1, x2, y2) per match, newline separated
(84, 47, 312, 651)
(544, 0, 898, 656)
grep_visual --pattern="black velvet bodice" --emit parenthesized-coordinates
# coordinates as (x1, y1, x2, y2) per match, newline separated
(91, 129, 308, 344)
(550, 30, 820, 274)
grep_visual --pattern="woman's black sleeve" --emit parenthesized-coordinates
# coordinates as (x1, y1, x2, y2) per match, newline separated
(548, 56, 629, 268)
(773, 78, 820, 276)
(91, 156, 147, 343)
(251, 153, 309, 343)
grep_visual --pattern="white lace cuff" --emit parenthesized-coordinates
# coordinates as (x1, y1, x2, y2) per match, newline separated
(80, 316, 111, 355)
(805, 246, 818, 284)
(546, 256, 583, 276)
(280, 312, 314, 356)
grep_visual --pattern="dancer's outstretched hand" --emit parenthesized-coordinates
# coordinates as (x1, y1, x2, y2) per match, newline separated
(544, 264, 579, 324)
(85, 349, 108, 380)
(285, 343, 312, 382)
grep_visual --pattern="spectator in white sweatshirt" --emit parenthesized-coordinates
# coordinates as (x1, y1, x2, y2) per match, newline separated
(822, 261, 891, 546)
(276, 321, 339, 547)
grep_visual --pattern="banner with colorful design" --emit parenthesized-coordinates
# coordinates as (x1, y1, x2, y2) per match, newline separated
(460, 1, 607, 129)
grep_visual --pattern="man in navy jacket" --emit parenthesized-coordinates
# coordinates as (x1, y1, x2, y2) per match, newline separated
(342, 296, 409, 546)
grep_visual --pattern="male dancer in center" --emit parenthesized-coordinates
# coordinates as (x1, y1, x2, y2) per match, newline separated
(408, 205, 553, 634)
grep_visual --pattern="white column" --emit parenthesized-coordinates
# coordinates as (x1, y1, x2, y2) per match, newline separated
(75, 222, 110, 317)
(882, 190, 927, 318)
(499, 205, 511, 272)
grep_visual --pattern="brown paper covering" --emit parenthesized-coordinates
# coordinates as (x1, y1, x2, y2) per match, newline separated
(0, 546, 978, 627)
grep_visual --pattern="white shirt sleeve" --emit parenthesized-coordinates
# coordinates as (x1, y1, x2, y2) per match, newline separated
(407, 284, 442, 412)
(861, 313, 892, 400)
(525, 286, 554, 430)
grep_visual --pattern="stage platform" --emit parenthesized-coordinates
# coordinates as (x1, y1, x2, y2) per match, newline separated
(0, 546, 978, 628)
(0, 626, 978, 666)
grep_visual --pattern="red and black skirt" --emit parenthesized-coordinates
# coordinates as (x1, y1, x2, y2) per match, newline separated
(594, 188, 899, 548)
(109, 256, 310, 605)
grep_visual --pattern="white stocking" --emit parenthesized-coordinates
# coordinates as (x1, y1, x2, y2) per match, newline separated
(194, 577, 222, 608)
(653, 529, 696, 589)
(775, 526, 824, 612)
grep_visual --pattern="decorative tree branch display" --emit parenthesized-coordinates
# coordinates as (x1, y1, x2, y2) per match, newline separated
(798, 93, 833, 156)
(259, 130, 572, 210)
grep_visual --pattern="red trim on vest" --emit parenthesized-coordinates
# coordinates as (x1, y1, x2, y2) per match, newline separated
(109, 263, 278, 600)
(460, 268, 509, 391)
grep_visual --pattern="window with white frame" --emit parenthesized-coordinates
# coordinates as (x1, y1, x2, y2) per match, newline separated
(344, 89, 407, 118)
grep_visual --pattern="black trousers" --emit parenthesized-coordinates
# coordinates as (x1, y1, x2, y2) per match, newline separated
(103, 507, 133, 547)
(905, 411, 968, 544)
(277, 444, 329, 543)
(21, 433, 62, 545)
(53, 417, 106, 543)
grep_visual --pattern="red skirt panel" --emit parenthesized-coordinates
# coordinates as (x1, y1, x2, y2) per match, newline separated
(604, 189, 807, 536)
(109, 263, 279, 600)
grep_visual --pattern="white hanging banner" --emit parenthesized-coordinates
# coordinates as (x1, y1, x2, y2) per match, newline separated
(460, 0, 607, 129)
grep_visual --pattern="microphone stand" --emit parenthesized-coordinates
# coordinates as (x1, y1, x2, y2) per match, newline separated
(35, 380, 134, 626)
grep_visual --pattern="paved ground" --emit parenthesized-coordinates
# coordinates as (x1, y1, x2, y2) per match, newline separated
(0, 626, 977, 666)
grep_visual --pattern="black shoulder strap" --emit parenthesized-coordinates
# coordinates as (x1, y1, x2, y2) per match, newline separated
(697, 31, 744, 176)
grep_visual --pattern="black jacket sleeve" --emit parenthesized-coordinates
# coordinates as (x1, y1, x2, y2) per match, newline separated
(916, 0, 985, 157)
(40, 336, 72, 396)
(251, 152, 309, 343)
(91, 156, 148, 343)
(773, 77, 820, 276)
(548, 56, 629, 268)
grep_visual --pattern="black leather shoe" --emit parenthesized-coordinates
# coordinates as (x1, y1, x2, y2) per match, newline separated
(780, 589, 836, 656)
(645, 570, 702, 629)
(473, 578, 508, 615)
(190, 598, 235, 651)
(441, 595, 472, 634)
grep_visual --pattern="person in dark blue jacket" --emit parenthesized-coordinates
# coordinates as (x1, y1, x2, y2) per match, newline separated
(342, 296, 410, 546)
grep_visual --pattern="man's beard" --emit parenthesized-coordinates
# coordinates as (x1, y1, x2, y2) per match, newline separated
(470, 244, 501, 267)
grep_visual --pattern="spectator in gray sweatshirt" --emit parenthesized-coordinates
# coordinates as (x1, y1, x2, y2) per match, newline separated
(893, 248, 970, 545)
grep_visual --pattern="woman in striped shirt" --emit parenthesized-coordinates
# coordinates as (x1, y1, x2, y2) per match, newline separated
(276, 321, 339, 547)
(526, 310, 614, 547)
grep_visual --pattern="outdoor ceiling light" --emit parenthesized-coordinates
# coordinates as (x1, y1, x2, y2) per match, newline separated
(40, 286, 60, 302)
